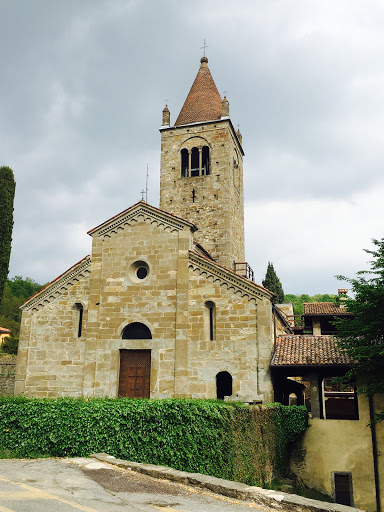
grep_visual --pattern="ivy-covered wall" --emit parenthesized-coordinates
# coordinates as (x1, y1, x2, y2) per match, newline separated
(0, 397, 307, 485)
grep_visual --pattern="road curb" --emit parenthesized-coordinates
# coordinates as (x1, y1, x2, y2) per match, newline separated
(90, 453, 363, 512)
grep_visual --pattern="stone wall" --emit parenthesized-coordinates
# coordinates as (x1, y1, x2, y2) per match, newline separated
(0, 354, 16, 396)
(15, 205, 278, 402)
(160, 119, 245, 270)
(15, 258, 91, 397)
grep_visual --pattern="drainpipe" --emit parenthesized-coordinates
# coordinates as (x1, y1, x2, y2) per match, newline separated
(369, 395, 381, 512)
(273, 305, 277, 352)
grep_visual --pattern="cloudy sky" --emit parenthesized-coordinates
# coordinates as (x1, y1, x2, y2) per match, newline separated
(1, 0, 384, 295)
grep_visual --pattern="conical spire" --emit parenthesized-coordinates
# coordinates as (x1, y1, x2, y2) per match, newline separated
(175, 57, 222, 126)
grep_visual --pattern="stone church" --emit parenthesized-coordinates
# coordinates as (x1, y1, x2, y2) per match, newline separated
(15, 56, 290, 400)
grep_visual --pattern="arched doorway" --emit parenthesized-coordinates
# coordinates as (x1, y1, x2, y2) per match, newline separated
(216, 371, 232, 400)
(119, 323, 152, 398)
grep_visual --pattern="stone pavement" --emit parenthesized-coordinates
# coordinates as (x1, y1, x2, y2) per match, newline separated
(0, 455, 363, 512)
(91, 453, 364, 512)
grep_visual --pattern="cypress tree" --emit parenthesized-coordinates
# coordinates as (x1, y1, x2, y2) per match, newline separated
(262, 262, 284, 303)
(0, 166, 16, 309)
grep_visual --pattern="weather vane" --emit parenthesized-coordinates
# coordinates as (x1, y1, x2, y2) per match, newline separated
(201, 39, 208, 57)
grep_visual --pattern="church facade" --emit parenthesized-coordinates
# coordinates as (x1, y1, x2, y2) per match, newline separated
(15, 57, 290, 401)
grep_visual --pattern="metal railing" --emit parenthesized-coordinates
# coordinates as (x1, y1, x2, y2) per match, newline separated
(234, 262, 254, 281)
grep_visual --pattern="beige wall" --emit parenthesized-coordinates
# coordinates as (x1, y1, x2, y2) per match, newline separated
(290, 394, 384, 511)
(15, 273, 90, 397)
(16, 208, 276, 403)
(160, 119, 245, 270)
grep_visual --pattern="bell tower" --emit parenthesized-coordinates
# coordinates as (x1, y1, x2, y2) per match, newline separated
(159, 56, 245, 271)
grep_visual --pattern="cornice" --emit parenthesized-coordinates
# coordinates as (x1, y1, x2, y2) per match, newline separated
(22, 256, 92, 311)
(89, 203, 196, 239)
(188, 251, 271, 303)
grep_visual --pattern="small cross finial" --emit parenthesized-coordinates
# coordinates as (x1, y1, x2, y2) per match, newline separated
(237, 124, 240, 131)
(140, 189, 145, 200)
(165, 99, 168, 106)
(201, 39, 208, 57)
(223, 90, 227, 97)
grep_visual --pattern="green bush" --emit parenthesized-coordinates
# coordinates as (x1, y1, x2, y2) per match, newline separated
(1, 336, 18, 355)
(0, 397, 307, 485)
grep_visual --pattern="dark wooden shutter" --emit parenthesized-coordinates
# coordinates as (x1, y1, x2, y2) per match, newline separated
(118, 349, 151, 398)
(334, 473, 351, 506)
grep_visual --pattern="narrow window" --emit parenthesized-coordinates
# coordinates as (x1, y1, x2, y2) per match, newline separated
(216, 371, 232, 399)
(334, 473, 353, 506)
(205, 301, 215, 341)
(191, 147, 199, 176)
(75, 303, 83, 338)
(202, 146, 210, 175)
(181, 148, 189, 177)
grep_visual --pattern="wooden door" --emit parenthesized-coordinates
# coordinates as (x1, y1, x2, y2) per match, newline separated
(118, 349, 151, 398)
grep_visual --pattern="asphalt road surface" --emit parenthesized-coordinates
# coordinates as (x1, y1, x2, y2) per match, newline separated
(0, 457, 273, 512)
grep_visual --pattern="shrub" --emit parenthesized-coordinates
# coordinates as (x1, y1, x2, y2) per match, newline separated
(0, 397, 307, 484)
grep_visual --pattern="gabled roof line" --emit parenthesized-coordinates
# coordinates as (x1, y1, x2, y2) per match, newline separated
(87, 201, 198, 237)
(188, 250, 274, 301)
(21, 255, 92, 311)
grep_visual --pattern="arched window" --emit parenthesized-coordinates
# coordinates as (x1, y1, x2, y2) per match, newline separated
(122, 322, 152, 340)
(190, 147, 199, 176)
(75, 303, 83, 338)
(181, 148, 189, 177)
(216, 371, 232, 400)
(205, 301, 215, 341)
(202, 146, 210, 175)
(180, 143, 211, 178)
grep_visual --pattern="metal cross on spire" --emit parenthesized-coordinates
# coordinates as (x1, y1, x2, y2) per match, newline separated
(201, 39, 208, 57)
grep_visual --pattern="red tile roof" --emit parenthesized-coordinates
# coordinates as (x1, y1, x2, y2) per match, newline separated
(272, 335, 353, 366)
(303, 302, 350, 315)
(175, 57, 222, 126)
(0, 327, 11, 335)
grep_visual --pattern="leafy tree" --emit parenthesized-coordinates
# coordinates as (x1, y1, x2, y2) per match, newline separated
(262, 262, 284, 303)
(283, 293, 336, 315)
(0, 167, 16, 309)
(7, 276, 42, 300)
(335, 238, 384, 422)
(0, 277, 44, 343)
(1, 336, 18, 355)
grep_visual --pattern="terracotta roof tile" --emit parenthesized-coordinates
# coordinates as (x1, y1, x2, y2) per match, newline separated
(303, 302, 350, 315)
(0, 327, 11, 334)
(272, 335, 353, 366)
(175, 57, 222, 126)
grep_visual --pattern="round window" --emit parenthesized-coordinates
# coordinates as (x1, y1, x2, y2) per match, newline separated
(136, 267, 148, 280)
(128, 260, 150, 283)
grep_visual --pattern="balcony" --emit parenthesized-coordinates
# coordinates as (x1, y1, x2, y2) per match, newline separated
(234, 262, 254, 281)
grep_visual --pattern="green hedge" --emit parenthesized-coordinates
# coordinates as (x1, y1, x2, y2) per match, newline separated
(0, 397, 307, 485)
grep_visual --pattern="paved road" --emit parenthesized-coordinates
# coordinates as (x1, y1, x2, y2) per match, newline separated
(0, 458, 273, 512)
